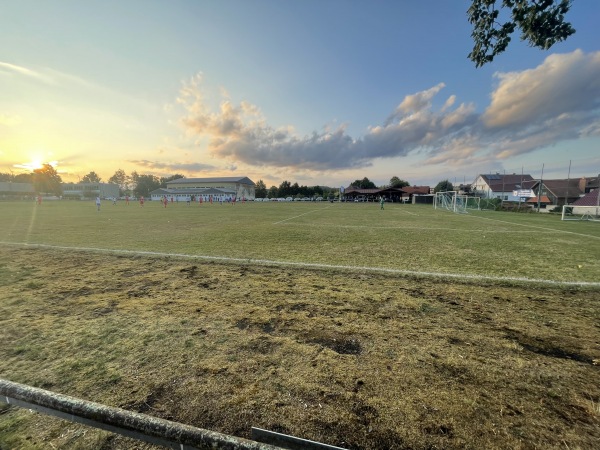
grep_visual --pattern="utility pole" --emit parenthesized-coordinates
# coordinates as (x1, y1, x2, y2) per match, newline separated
(518, 166, 523, 209)
(502, 170, 505, 207)
(565, 160, 571, 206)
(537, 164, 545, 213)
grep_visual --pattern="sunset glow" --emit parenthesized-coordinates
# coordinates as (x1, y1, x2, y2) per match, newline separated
(1, 1, 599, 186)
(13, 158, 58, 172)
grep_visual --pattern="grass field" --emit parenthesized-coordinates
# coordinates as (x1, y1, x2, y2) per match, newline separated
(1, 199, 599, 285)
(1, 200, 599, 449)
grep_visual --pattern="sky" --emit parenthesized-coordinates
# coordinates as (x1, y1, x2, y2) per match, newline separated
(1, 0, 600, 188)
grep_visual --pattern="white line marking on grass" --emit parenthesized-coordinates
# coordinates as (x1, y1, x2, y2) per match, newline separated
(466, 213, 600, 240)
(2, 241, 599, 288)
(279, 223, 545, 233)
(392, 208, 418, 216)
(273, 206, 334, 224)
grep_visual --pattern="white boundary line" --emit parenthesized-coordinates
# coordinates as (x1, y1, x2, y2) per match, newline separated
(391, 208, 418, 216)
(466, 213, 600, 240)
(273, 205, 334, 224)
(278, 223, 546, 233)
(2, 241, 599, 288)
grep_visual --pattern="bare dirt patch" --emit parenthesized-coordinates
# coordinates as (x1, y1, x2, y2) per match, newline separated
(0, 245, 599, 449)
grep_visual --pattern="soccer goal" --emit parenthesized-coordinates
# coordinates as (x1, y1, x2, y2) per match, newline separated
(434, 191, 480, 213)
(561, 205, 600, 221)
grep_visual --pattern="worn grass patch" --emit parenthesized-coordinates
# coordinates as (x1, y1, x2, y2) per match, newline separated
(1, 246, 599, 449)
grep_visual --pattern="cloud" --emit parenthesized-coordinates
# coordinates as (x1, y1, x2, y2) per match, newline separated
(483, 50, 600, 129)
(0, 61, 55, 84)
(129, 160, 216, 173)
(178, 50, 600, 171)
(178, 75, 476, 170)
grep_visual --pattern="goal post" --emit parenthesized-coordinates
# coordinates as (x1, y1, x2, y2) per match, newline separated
(561, 205, 600, 221)
(434, 191, 480, 213)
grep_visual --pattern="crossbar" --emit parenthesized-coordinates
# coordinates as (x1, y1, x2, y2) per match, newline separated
(0, 378, 280, 450)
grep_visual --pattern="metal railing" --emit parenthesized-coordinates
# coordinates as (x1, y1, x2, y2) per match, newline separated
(0, 378, 278, 450)
(0, 378, 347, 450)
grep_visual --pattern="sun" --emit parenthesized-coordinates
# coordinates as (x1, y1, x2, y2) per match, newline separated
(14, 158, 56, 172)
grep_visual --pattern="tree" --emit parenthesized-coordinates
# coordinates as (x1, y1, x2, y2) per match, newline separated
(254, 179, 267, 198)
(278, 180, 292, 197)
(159, 174, 185, 187)
(351, 177, 376, 189)
(133, 174, 160, 198)
(108, 169, 129, 194)
(33, 164, 63, 195)
(14, 173, 33, 183)
(468, 0, 575, 67)
(81, 171, 102, 183)
(129, 171, 140, 193)
(389, 176, 410, 188)
(0, 172, 12, 182)
(267, 185, 278, 199)
(434, 180, 454, 193)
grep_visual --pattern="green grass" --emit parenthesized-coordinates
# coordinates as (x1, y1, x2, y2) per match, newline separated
(0, 200, 598, 285)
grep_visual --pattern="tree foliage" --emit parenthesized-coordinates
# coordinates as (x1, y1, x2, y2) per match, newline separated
(14, 173, 33, 183)
(254, 179, 268, 198)
(33, 164, 63, 195)
(434, 179, 454, 193)
(468, 0, 575, 67)
(0, 172, 33, 182)
(133, 174, 160, 198)
(389, 176, 410, 188)
(278, 180, 292, 197)
(108, 169, 129, 194)
(351, 177, 376, 189)
(160, 174, 185, 187)
(81, 171, 102, 183)
(263, 181, 324, 199)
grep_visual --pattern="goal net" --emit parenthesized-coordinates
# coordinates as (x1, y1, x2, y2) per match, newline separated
(434, 191, 480, 213)
(561, 205, 600, 221)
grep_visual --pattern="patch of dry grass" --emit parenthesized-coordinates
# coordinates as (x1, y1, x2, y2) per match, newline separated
(1, 246, 599, 449)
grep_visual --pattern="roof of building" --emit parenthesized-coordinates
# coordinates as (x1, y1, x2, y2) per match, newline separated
(344, 188, 384, 195)
(526, 196, 552, 204)
(150, 187, 236, 196)
(540, 179, 585, 198)
(571, 189, 600, 206)
(166, 177, 255, 186)
(521, 177, 600, 199)
(402, 186, 430, 195)
(477, 174, 535, 192)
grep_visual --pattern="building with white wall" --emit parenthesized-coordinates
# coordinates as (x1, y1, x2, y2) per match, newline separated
(472, 173, 534, 202)
(150, 176, 255, 202)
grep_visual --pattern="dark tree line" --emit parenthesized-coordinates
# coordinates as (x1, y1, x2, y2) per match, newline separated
(256, 179, 326, 199)
(0, 168, 185, 198)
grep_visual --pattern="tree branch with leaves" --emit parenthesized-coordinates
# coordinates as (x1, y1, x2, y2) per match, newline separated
(468, 0, 575, 67)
